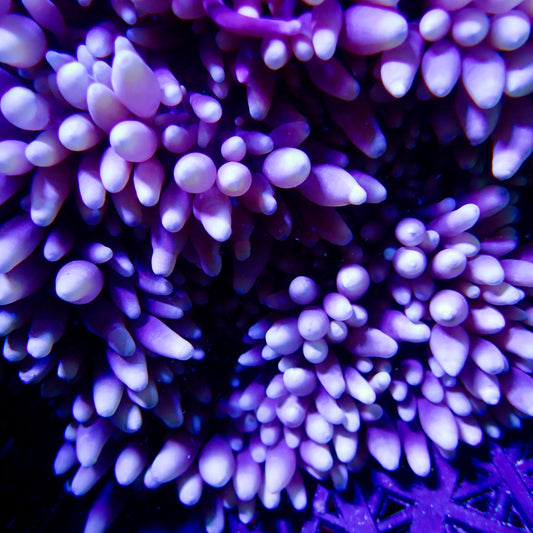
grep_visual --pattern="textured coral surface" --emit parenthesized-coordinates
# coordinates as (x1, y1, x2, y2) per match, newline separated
(1, 0, 533, 532)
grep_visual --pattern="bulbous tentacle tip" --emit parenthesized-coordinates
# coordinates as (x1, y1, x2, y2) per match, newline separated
(56, 260, 104, 304)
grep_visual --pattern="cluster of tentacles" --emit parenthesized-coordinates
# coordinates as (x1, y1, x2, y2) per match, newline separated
(1, 0, 533, 532)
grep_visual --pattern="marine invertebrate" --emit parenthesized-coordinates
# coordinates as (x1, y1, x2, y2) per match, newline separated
(0, 0, 533, 532)
(227, 183, 533, 486)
